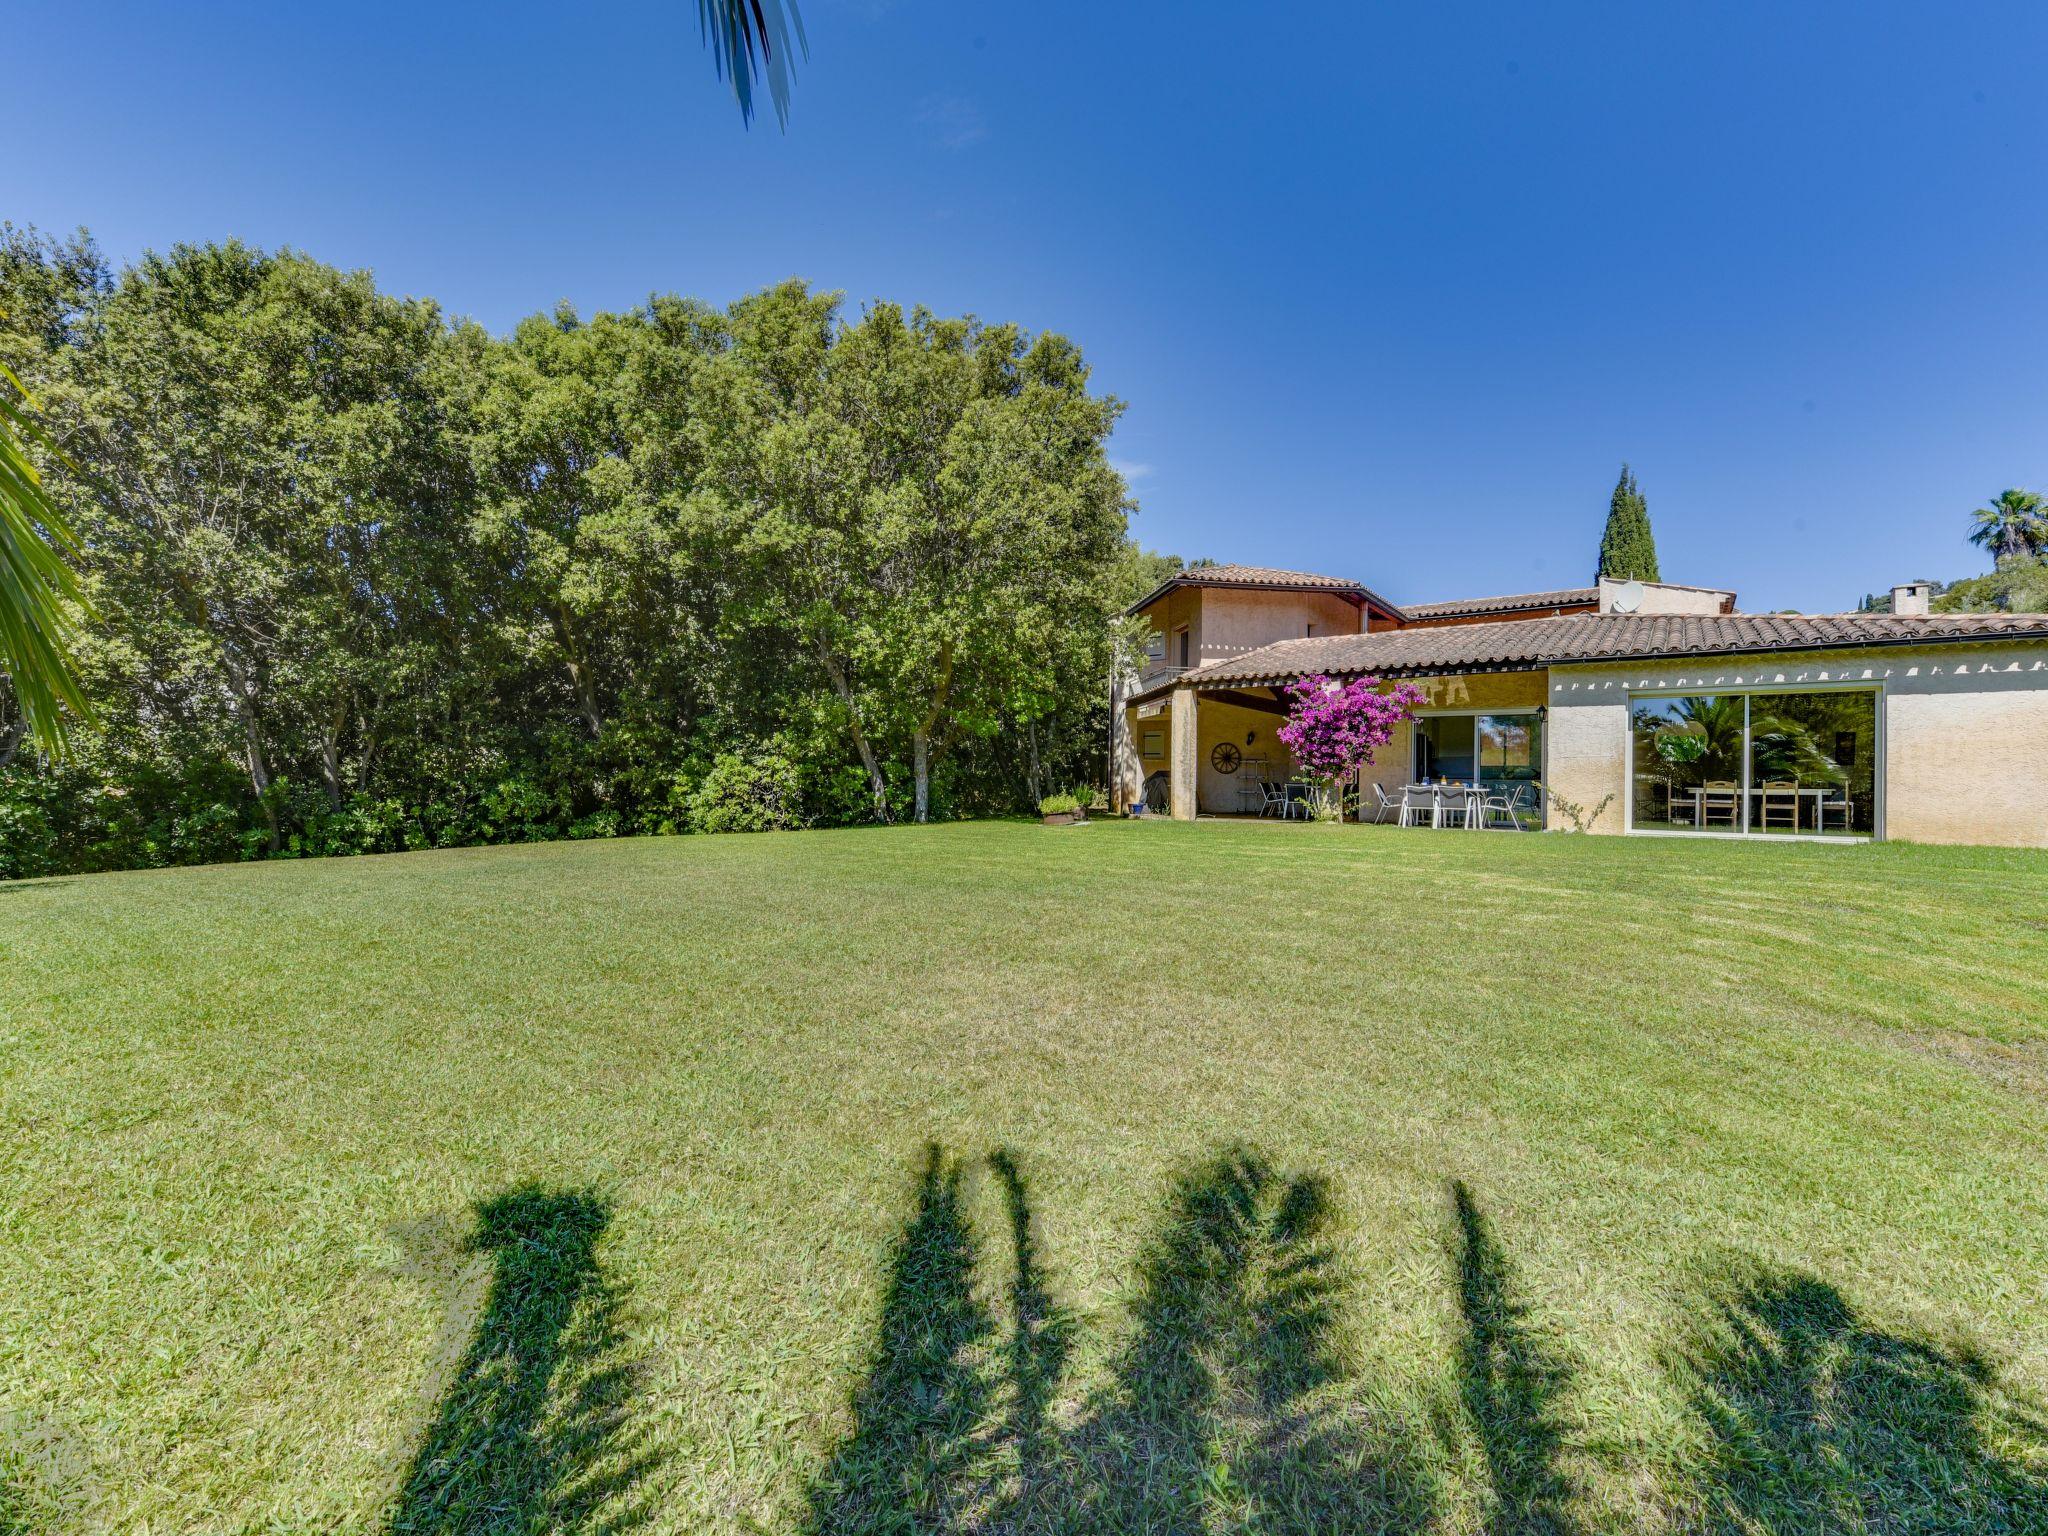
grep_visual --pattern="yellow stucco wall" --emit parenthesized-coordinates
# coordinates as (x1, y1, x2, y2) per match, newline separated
(1194, 697, 1297, 813)
(1123, 691, 1302, 815)
(1545, 643, 2048, 846)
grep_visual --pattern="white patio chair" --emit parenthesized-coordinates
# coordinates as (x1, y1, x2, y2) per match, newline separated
(1258, 779, 1288, 819)
(1398, 783, 1436, 827)
(1439, 784, 1480, 829)
(1483, 783, 1532, 831)
(1369, 782, 1400, 824)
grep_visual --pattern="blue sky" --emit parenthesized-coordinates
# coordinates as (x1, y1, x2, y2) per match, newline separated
(9, 1, 2048, 611)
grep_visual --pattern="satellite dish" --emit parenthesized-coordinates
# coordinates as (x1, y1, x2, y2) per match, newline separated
(1610, 580, 1645, 613)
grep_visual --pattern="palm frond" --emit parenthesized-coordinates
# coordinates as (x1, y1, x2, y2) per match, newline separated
(698, 0, 808, 129)
(0, 363, 90, 756)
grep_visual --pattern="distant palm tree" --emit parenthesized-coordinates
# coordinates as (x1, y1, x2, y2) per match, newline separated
(1968, 488, 2047, 565)
(0, 365, 89, 757)
(700, 0, 808, 128)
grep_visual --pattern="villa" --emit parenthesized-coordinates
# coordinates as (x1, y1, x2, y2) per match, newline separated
(1110, 564, 2048, 847)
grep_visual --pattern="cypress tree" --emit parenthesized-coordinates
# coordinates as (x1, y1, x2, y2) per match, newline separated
(1597, 464, 1662, 582)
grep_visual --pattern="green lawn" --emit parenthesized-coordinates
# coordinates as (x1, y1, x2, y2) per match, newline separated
(3, 820, 2046, 1534)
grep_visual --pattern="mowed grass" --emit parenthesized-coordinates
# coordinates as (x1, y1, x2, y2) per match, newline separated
(2, 819, 2047, 1533)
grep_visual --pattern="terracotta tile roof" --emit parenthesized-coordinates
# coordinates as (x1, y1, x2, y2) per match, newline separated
(1401, 587, 1598, 619)
(1125, 563, 1406, 618)
(1176, 563, 1363, 590)
(1168, 611, 2048, 689)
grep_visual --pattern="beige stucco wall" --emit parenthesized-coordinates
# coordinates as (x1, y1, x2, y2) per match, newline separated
(1596, 578, 1735, 615)
(1193, 589, 1362, 667)
(1194, 696, 1296, 813)
(1135, 587, 1363, 675)
(1545, 643, 2048, 846)
(1130, 586, 1205, 673)
(1170, 684, 1200, 819)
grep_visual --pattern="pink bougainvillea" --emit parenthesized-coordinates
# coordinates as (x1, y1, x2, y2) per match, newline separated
(1276, 673, 1425, 815)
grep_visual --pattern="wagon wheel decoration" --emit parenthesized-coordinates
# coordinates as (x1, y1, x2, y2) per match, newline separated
(1210, 741, 1243, 774)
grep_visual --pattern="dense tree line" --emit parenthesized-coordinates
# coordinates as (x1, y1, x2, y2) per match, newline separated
(0, 228, 1176, 876)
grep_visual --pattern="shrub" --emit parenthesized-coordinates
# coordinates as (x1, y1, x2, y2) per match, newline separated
(1038, 792, 1081, 816)
(687, 750, 804, 834)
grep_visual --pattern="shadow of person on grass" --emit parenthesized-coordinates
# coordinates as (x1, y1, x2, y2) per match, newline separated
(805, 1144, 1013, 1534)
(388, 1185, 659, 1535)
(1675, 1260, 2048, 1535)
(1451, 1181, 1581, 1535)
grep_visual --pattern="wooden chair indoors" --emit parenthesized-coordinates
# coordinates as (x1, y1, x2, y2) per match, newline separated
(1816, 792, 1855, 833)
(1700, 780, 1741, 828)
(1759, 779, 1801, 832)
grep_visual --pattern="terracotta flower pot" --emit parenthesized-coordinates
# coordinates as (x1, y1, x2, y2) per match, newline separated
(1041, 810, 1084, 827)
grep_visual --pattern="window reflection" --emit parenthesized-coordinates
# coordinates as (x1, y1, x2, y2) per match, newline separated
(1747, 691, 1875, 836)
(1630, 691, 1875, 836)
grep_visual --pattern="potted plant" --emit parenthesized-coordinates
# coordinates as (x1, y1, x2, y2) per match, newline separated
(1039, 792, 1085, 827)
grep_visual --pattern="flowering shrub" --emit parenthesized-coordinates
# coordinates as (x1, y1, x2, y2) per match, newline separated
(1276, 673, 1425, 819)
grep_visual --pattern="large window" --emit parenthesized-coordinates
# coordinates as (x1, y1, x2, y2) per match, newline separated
(1629, 690, 1876, 837)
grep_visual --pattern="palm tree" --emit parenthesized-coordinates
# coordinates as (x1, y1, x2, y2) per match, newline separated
(0, 365, 88, 757)
(699, 0, 808, 128)
(1967, 488, 2048, 565)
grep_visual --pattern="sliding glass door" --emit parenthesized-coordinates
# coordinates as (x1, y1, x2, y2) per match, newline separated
(1413, 712, 1545, 823)
(1628, 690, 1876, 836)
(1414, 714, 1476, 781)
(1477, 714, 1541, 801)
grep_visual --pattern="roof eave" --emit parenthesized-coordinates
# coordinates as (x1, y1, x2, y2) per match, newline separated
(1164, 620, 2048, 692)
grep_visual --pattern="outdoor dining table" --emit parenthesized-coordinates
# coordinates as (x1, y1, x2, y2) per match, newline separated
(1680, 785, 1839, 830)
(1398, 782, 1536, 829)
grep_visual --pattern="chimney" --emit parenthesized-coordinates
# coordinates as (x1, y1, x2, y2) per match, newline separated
(1891, 582, 1932, 617)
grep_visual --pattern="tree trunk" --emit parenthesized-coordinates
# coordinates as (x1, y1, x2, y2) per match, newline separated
(223, 655, 280, 852)
(0, 715, 25, 771)
(241, 710, 278, 852)
(820, 651, 891, 823)
(911, 642, 955, 826)
(1024, 718, 1044, 807)
(553, 609, 603, 738)
(318, 703, 346, 810)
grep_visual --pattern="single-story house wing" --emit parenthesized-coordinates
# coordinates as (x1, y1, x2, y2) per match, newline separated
(1112, 566, 2048, 846)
